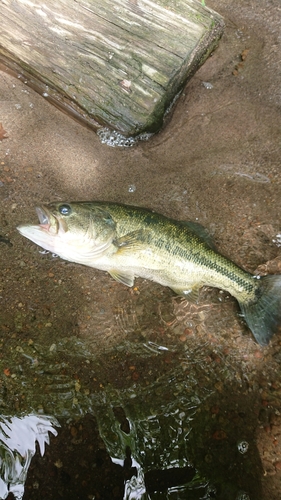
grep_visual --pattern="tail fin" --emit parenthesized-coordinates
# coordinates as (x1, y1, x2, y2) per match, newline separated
(239, 275, 281, 346)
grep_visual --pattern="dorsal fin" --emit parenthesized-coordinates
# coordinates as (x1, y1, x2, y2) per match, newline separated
(179, 221, 216, 250)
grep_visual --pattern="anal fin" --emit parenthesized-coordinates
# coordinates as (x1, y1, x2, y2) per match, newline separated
(109, 269, 135, 287)
(171, 285, 201, 303)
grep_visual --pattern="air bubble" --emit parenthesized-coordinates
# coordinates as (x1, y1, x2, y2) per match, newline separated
(237, 440, 249, 454)
(235, 30, 244, 39)
(273, 234, 281, 247)
(128, 185, 136, 193)
(202, 81, 213, 90)
(97, 128, 136, 147)
(235, 491, 250, 500)
(137, 132, 153, 142)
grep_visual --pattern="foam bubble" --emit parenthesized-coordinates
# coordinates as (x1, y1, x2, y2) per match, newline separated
(97, 128, 153, 147)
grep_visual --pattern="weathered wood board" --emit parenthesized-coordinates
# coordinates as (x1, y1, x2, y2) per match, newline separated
(0, 0, 224, 140)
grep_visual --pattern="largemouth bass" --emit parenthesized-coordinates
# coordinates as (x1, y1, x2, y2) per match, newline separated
(17, 201, 281, 346)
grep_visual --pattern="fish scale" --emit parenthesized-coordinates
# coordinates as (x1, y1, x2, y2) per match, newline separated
(17, 201, 281, 346)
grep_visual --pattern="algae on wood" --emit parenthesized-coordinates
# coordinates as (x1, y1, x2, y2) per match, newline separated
(0, 0, 224, 138)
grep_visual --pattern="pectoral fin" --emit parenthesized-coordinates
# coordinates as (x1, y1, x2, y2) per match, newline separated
(114, 229, 150, 253)
(171, 285, 201, 302)
(109, 270, 135, 287)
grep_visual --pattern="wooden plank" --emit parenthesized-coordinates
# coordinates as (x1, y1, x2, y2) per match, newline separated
(0, 0, 224, 140)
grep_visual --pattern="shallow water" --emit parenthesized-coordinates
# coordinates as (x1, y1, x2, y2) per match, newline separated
(1, 0, 281, 498)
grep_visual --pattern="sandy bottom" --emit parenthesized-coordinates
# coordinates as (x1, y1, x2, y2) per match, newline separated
(1, 0, 281, 499)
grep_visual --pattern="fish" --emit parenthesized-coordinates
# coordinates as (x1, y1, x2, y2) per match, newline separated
(17, 201, 281, 346)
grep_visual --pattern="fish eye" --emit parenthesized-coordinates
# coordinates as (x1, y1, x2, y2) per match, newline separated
(59, 204, 72, 216)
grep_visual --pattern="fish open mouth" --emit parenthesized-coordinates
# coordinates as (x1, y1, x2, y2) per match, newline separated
(35, 205, 68, 234)
(36, 206, 49, 226)
(35, 205, 61, 234)
(17, 205, 60, 253)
